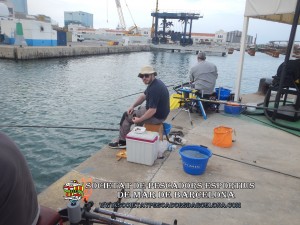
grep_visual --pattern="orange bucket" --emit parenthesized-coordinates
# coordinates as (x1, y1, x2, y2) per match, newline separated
(212, 126, 233, 148)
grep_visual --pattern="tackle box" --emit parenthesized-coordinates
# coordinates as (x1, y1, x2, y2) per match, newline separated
(126, 130, 159, 166)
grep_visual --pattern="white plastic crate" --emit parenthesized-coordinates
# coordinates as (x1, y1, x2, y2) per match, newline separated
(126, 130, 159, 166)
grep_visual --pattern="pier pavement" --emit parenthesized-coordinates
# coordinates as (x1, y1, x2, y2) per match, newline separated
(38, 93, 300, 225)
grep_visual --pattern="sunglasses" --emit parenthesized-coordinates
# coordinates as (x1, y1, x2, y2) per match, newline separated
(139, 74, 151, 79)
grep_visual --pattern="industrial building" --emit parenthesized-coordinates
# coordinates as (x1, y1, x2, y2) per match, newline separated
(227, 30, 253, 44)
(0, 1, 60, 46)
(190, 30, 253, 45)
(9, 0, 27, 15)
(64, 11, 93, 28)
(1, 19, 57, 46)
(0, 0, 27, 17)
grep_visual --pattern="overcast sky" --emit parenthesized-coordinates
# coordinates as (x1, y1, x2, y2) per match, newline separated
(27, 0, 298, 44)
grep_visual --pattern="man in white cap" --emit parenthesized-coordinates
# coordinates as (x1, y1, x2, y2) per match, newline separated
(189, 51, 218, 95)
(109, 65, 170, 148)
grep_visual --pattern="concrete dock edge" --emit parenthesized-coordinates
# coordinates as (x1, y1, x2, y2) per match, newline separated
(0, 45, 150, 60)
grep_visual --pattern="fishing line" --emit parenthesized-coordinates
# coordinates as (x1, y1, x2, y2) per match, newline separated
(213, 153, 300, 180)
(0, 83, 175, 132)
(0, 125, 119, 131)
(108, 84, 175, 102)
(108, 90, 144, 102)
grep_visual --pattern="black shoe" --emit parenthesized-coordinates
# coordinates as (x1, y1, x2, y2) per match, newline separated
(108, 140, 126, 149)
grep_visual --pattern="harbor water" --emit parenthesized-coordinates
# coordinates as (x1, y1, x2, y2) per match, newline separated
(0, 51, 284, 193)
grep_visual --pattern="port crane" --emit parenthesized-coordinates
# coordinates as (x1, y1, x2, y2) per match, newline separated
(115, 0, 126, 30)
(151, 0, 159, 38)
(114, 0, 141, 35)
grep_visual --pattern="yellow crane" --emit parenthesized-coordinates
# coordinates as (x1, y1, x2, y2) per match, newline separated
(151, 0, 159, 38)
(114, 0, 140, 35)
(123, 0, 140, 35)
(111, 0, 141, 36)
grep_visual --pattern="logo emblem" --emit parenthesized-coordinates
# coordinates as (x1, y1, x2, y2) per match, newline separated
(63, 180, 84, 203)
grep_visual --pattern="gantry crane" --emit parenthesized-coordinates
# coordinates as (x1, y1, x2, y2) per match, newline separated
(115, 0, 126, 30)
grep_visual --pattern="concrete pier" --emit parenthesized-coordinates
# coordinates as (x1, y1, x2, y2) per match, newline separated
(0, 44, 150, 60)
(38, 93, 300, 225)
(150, 44, 227, 56)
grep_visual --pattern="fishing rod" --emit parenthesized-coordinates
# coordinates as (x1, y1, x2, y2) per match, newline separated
(94, 207, 175, 225)
(0, 125, 185, 143)
(173, 97, 300, 113)
(109, 84, 175, 102)
(58, 200, 177, 225)
(174, 95, 300, 132)
(108, 91, 145, 102)
(0, 125, 119, 131)
(1, 83, 178, 131)
(213, 152, 300, 180)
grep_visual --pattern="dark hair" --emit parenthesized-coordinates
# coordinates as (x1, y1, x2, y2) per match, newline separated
(197, 52, 206, 60)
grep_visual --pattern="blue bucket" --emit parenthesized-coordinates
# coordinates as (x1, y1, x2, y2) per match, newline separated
(215, 88, 231, 100)
(163, 123, 172, 135)
(224, 104, 242, 115)
(179, 145, 212, 175)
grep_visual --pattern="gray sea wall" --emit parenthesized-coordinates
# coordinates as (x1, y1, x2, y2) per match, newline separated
(0, 45, 150, 60)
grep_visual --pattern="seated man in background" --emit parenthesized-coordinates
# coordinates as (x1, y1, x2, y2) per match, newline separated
(109, 65, 170, 148)
(189, 52, 219, 110)
(0, 132, 40, 225)
(189, 51, 218, 95)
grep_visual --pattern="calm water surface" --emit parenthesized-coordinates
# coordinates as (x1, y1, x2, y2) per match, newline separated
(0, 51, 284, 193)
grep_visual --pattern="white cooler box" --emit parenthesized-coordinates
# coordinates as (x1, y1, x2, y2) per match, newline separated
(126, 130, 159, 166)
